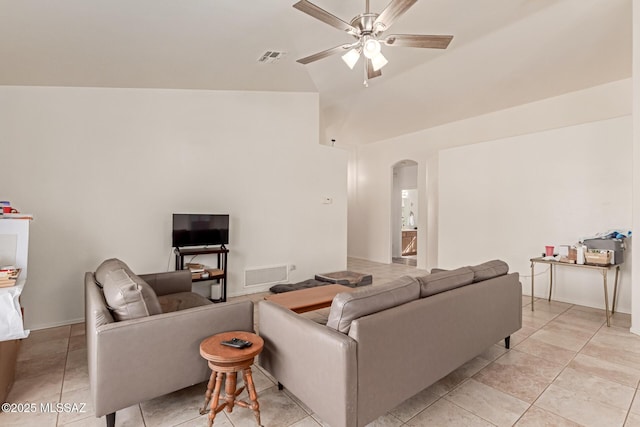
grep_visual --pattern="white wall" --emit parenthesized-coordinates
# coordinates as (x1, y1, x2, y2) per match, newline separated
(0, 86, 348, 330)
(348, 79, 632, 311)
(439, 116, 632, 312)
(632, 0, 640, 333)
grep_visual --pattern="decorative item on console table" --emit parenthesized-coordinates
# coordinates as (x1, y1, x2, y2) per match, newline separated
(584, 250, 612, 266)
(557, 245, 577, 264)
(584, 237, 625, 265)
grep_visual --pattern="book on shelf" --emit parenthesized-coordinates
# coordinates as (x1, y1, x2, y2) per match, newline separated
(191, 268, 224, 280)
(206, 268, 224, 277)
(186, 263, 205, 273)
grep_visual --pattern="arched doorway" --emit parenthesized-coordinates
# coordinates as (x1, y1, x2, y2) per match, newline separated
(391, 160, 418, 266)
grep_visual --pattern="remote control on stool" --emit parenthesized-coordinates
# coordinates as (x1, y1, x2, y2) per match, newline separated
(221, 337, 253, 349)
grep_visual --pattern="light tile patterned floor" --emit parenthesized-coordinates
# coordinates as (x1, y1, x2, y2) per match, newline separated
(2, 258, 639, 426)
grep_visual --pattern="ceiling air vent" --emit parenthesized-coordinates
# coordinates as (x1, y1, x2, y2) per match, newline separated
(257, 51, 287, 64)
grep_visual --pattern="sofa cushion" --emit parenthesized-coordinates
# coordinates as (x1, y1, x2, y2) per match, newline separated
(157, 291, 212, 313)
(326, 276, 420, 333)
(417, 267, 474, 297)
(470, 260, 509, 282)
(97, 259, 163, 321)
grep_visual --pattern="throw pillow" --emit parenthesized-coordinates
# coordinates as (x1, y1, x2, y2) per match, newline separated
(416, 267, 474, 297)
(469, 260, 509, 282)
(326, 276, 420, 333)
(95, 258, 130, 287)
(97, 259, 163, 321)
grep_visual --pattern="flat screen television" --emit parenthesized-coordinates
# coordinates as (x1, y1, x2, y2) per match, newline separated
(172, 214, 229, 248)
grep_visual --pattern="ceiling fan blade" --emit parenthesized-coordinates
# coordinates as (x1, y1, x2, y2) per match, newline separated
(367, 60, 382, 79)
(373, 0, 417, 31)
(293, 0, 358, 34)
(297, 44, 350, 65)
(384, 34, 453, 49)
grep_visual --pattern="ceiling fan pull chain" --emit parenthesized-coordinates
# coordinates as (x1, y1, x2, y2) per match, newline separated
(363, 62, 369, 87)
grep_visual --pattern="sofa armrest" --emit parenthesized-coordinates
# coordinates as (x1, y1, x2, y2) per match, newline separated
(88, 299, 253, 417)
(259, 301, 357, 427)
(139, 270, 192, 296)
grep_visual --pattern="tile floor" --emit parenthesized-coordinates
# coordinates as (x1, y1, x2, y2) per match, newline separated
(2, 258, 640, 426)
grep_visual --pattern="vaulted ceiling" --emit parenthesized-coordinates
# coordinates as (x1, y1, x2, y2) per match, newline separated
(0, 0, 631, 144)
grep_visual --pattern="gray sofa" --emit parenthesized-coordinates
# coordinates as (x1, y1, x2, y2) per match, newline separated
(259, 260, 522, 427)
(85, 259, 254, 427)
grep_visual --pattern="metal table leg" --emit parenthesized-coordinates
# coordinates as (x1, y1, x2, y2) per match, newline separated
(548, 265, 554, 302)
(531, 260, 535, 311)
(612, 265, 620, 315)
(602, 268, 611, 327)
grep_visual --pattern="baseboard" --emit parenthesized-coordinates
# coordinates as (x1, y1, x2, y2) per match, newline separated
(228, 283, 274, 298)
(26, 317, 85, 331)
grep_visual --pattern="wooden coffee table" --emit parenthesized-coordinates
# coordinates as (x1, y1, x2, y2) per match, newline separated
(264, 284, 353, 313)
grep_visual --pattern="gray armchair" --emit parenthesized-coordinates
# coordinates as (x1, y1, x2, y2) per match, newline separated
(85, 266, 254, 427)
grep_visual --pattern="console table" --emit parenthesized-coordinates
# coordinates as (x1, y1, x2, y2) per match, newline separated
(529, 257, 621, 326)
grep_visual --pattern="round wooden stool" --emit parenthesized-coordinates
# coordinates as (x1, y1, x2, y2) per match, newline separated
(199, 331, 264, 427)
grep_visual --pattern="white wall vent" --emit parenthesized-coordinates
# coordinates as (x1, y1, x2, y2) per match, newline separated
(257, 51, 287, 64)
(244, 265, 288, 287)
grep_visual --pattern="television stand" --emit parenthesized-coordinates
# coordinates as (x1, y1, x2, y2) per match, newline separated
(174, 246, 229, 303)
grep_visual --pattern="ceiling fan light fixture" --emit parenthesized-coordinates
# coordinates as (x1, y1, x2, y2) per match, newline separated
(292, 0, 454, 83)
(341, 48, 361, 69)
(362, 36, 381, 59)
(371, 52, 388, 71)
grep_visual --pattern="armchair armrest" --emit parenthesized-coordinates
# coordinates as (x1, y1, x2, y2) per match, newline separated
(139, 270, 191, 296)
(259, 301, 357, 427)
(88, 299, 253, 417)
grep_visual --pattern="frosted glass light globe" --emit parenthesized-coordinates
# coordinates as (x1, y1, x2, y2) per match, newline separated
(341, 49, 360, 69)
(371, 52, 388, 71)
(362, 37, 381, 59)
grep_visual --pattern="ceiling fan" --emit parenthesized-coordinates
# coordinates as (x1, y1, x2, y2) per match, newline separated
(293, 0, 453, 85)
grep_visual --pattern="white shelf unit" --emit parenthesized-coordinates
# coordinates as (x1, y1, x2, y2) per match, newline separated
(0, 216, 32, 340)
(0, 215, 32, 402)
